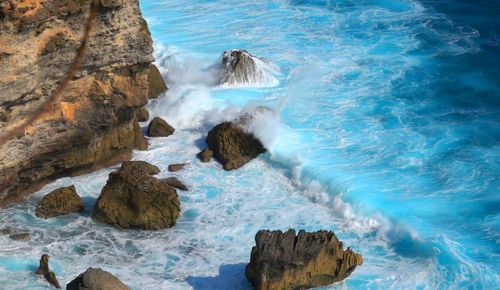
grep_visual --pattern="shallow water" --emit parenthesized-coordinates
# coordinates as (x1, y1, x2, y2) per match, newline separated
(1, 0, 499, 289)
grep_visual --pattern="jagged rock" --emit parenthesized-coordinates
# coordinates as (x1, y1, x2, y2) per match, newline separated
(164, 177, 188, 191)
(67, 267, 129, 290)
(148, 117, 175, 137)
(218, 49, 276, 86)
(149, 64, 168, 99)
(9, 232, 30, 241)
(246, 229, 363, 290)
(168, 163, 187, 172)
(206, 122, 266, 170)
(135, 107, 150, 122)
(0, 0, 159, 206)
(92, 161, 180, 229)
(35, 254, 61, 289)
(197, 148, 213, 162)
(35, 185, 83, 219)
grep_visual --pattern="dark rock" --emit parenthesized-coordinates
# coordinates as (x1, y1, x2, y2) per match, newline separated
(35, 185, 83, 219)
(67, 267, 129, 290)
(0, 228, 11, 235)
(135, 107, 150, 122)
(147, 117, 175, 137)
(206, 122, 266, 170)
(92, 161, 180, 229)
(35, 254, 61, 289)
(164, 177, 188, 191)
(121, 161, 160, 175)
(218, 49, 275, 86)
(149, 64, 168, 99)
(246, 229, 363, 290)
(9, 232, 30, 241)
(197, 148, 213, 162)
(168, 163, 187, 172)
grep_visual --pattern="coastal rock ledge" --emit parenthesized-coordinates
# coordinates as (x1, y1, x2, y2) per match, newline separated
(0, 0, 167, 206)
(246, 229, 363, 290)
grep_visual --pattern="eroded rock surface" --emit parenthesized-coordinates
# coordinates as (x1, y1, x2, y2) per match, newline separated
(35, 185, 83, 219)
(92, 161, 180, 229)
(0, 0, 167, 206)
(246, 229, 363, 290)
(206, 122, 266, 170)
(67, 267, 129, 290)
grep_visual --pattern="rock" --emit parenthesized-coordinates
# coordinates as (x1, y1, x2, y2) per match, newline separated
(147, 117, 175, 137)
(245, 229, 363, 290)
(168, 163, 187, 172)
(197, 148, 213, 162)
(135, 107, 150, 122)
(149, 64, 168, 99)
(67, 267, 129, 290)
(35, 185, 83, 219)
(92, 161, 180, 229)
(206, 122, 266, 170)
(218, 49, 277, 86)
(164, 177, 188, 191)
(0, 0, 156, 206)
(35, 254, 61, 289)
(0, 228, 12, 235)
(9, 232, 30, 241)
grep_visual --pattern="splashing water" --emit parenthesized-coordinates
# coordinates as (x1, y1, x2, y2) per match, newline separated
(1, 0, 499, 289)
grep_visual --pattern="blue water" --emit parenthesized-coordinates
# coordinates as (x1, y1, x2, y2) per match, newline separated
(0, 0, 498, 289)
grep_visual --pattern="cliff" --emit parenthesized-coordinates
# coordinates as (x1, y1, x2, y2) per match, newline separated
(0, 0, 166, 205)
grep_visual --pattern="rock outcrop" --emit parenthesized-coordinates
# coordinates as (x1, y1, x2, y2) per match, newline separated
(67, 267, 129, 290)
(35, 185, 83, 218)
(164, 177, 188, 191)
(35, 254, 61, 289)
(207, 122, 266, 170)
(246, 229, 363, 290)
(218, 49, 278, 86)
(147, 116, 175, 137)
(197, 148, 213, 162)
(0, 0, 167, 206)
(92, 161, 180, 229)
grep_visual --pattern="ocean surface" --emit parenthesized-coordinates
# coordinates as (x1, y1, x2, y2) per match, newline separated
(1, 0, 499, 289)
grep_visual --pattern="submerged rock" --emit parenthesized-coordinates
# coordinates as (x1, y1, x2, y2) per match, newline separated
(92, 161, 180, 229)
(164, 177, 188, 191)
(218, 49, 278, 86)
(197, 148, 213, 162)
(168, 163, 187, 172)
(9, 232, 30, 241)
(67, 267, 129, 290)
(35, 185, 83, 219)
(246, 229, 363, 290)
(148, 117, 175, 137)
(35, 254, 61, 289)
(206, 122, 266, 170)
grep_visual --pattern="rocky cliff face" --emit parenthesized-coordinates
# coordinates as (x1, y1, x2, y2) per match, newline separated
(0, 0, 166, 205)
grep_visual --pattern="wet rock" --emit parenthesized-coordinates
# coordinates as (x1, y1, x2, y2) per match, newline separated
(164, 177, 188, 191)
(147, 117, 175, 137)
(148, 64, 168, 99)
(206, 122, 266, 170)
(218, 49, 277, 86)
(35, 254, 61, 289)
(0, 228, 12, 235)
(67, 267, 129, 290)
(135, 107, 150, 122)
(246, 229, 363, 290)
(92, 161, 180, 229)
(35, 185, 83, 219)
(168, 163, 187, 172)
(9, 232, 30, 241)
(197, 148, 213, 162)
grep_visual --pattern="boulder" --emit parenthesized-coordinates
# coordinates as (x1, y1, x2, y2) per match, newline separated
(67, 267, 129, 290)
(218, 49, 277, 86)
(135, 107, 150, 122)
(147, 117, 175, 137)
(164, 177, 188, 191)
(197, 148, 213, 162)
(206, 122, 266, 170)
(148, 64, 168, 99)
(168, 163, 187, 172)
(35, 185, 83, 219)
(246, 229, 363, 290)
(35, 254, 61, 289)
(92, 161, 180, 229)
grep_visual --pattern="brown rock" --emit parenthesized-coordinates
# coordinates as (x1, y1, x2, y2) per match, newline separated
(0, 0, 155, 206)
(35, 185, 83, 219)
(35, 254, 61, 289)
(148, 117, 175, 137)
(246, 229, 363, 290)
(197, 148, 213, 162)
(9, 232, 30, 241)
(168, 163, 187, 172)
(121, 160, 160, 175)
(67, 267, 129, 290)
(135, 107, 150, 122)
(92, 161, 180, 229)
(149, 64, 168, 99)
(206, 122, 266, 170)
(164, 177, 188, 191)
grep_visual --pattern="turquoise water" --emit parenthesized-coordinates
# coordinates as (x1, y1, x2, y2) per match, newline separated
(0, 0, 498, 289)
